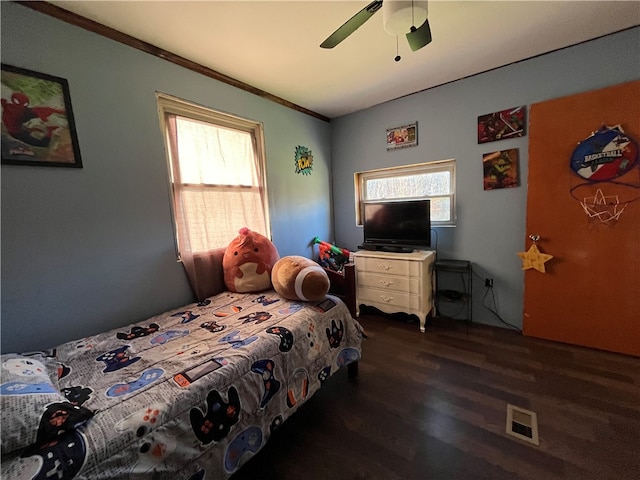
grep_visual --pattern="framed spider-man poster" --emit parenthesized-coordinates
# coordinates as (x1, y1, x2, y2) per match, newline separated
(1, 64, 82, 167)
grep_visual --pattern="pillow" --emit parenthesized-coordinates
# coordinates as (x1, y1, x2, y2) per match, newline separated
(271, 255, 330, 301)
(223, 227, 280, 293)
(0, 353, 93, 454)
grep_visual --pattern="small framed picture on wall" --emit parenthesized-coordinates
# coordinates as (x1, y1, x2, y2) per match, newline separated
(1, 63, 83, 168)
(477, 106, 526, 144)
(386, 122, 417, 150)
(483, 148, 520, 190)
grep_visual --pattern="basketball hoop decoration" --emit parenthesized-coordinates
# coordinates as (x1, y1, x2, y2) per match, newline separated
(580, 188, 626, 223)
(569, 125, 640, 225)
(518, 234, 553, 273)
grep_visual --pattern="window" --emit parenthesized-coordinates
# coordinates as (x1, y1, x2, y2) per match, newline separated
(157, 93, 270, 257)
(355, 160, 456, 226)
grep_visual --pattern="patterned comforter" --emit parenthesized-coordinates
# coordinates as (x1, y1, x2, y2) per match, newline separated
(1, 290, 363, 479)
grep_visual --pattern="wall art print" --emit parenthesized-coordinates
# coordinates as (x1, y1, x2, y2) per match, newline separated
(483, 148, 519, 190)
(1, 64, 82, 167)
(386, 122, 417, 150)
(477, 106, 526, 144)
(294, 145, 313, 175)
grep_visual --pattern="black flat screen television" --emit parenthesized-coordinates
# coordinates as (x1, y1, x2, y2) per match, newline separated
(361, 199, 431, 252)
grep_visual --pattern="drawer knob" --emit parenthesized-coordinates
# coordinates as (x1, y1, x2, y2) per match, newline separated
(380, 280, 393, 287)
(378, 263, 392, 271)
(380, 295, 393, 302)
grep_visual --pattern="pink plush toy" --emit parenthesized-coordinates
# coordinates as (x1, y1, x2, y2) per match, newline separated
(223, 228, 280, 293)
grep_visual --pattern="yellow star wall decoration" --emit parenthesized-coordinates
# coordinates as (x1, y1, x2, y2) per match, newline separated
(517, 244, 553, 273)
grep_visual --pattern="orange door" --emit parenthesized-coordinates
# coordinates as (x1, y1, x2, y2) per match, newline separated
(524, 81, 640, 356)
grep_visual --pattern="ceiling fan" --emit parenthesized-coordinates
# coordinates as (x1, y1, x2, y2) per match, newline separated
(320, 0, 432, 52)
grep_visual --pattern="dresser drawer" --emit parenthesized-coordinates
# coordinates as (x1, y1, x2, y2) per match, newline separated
(355, 257, 420, 277)
(358, 286, 421, 311)
(357, 272, 419, 292)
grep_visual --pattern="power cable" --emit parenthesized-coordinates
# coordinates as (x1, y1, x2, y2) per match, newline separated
(481, 284, 522, 332)
(472, 270, 522, 332)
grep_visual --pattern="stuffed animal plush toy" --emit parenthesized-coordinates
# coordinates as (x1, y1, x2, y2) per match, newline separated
(271, 255, 330, 302)
(223, 228, 280, 293)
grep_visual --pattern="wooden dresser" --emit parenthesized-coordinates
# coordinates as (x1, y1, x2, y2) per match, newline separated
(353, 250, 435, 332)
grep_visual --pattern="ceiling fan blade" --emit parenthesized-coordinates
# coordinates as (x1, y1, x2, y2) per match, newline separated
(320, 0, 383, 49)
(406, 18, 432, 52)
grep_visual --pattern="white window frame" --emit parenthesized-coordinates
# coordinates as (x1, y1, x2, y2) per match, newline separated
(156, 92, 270, 257)
(354, 159, 456, 226)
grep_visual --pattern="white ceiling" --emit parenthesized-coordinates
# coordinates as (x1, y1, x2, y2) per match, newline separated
(48, 1, 640, 119)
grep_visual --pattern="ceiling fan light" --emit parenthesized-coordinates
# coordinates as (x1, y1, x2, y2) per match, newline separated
(382, 0, 428, 35)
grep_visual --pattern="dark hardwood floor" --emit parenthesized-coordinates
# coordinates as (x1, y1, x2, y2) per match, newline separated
(231, 311, 640, 480)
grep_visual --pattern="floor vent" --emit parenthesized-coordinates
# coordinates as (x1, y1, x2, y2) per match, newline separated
(506, 404, 539, 446)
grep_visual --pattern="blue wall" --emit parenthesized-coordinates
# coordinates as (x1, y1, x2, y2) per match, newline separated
(0, 2, 333, 353)
(331, 26, 640, 331)
(2, 2, 638, 352)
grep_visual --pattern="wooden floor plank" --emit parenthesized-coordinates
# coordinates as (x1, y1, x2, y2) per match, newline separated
(231, 312, 640, 480)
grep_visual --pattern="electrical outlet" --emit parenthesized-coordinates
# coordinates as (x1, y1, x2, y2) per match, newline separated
(485, 278, 493, 288)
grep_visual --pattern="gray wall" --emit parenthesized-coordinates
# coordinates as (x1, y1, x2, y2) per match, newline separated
(1, 2, 333, 353)
(331, 27, 640, 330)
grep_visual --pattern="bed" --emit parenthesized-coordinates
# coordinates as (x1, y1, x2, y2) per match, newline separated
(0, 256, 362, 480)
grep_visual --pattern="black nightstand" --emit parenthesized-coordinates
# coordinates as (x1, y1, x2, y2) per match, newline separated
(434, 259, 472, 324)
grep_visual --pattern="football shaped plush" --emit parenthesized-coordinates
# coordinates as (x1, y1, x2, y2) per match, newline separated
(223, 228, 280, 293)
(271, 256, 330, 302)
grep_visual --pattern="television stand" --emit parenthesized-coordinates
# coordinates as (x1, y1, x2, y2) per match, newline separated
(353, 250, 435, 332)
(382, 246, 414, 253)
